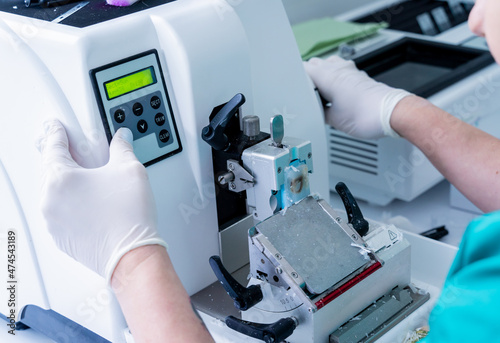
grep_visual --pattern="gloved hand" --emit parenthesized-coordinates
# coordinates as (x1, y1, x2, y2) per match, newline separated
(39, 119, 167, 283)
(304, 55, 412, 139)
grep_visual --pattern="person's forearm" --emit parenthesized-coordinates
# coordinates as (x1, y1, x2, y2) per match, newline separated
(111, 245, 215, 343)
(391, 95, 500, 212)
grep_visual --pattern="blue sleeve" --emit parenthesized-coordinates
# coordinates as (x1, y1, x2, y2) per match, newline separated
(421, 211, 500, 343)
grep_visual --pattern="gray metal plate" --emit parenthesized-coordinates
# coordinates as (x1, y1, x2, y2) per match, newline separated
(255, 196, 368, 295)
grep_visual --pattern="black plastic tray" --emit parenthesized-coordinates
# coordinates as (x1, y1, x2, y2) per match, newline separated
(354, 37, 494, 98)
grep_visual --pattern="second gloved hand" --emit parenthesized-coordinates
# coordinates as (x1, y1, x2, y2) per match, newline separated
(304, 56, 412, 140)
(39, 119, 167, 284)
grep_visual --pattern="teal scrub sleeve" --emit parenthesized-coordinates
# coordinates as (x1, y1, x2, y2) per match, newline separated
(421, 211, 500, 343)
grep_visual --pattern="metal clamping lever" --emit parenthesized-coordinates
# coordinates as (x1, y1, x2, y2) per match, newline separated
(226, 316, 298, 343)
(335, 182, 369, 237)
(209, 256, 263, 311)
(201, 93, 246, 151)
(270, 114, 284, 148)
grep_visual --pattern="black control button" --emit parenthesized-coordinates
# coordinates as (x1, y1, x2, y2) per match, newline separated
(133, 102, 143, 116)
(114, 109, 125, 123)
(137, 120, 148, 134)
(150, 96, 161, 109)
(159, 129, 170, 143)
(155, 113, 166, 126)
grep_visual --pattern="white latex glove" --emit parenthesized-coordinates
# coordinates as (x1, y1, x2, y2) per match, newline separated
(39, 119, 167, 283)
(304, 55, 412, 139)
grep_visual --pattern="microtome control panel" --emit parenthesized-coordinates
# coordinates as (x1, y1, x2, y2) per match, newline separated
(91, 50, 182, 166)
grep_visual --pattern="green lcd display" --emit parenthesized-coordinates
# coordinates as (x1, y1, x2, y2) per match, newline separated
(104, 66, 157, 100)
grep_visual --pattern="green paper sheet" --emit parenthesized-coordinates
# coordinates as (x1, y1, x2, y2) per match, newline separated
(292, 18, 387, 60)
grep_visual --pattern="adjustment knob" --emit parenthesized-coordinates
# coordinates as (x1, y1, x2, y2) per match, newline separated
(243, 115, 261, 138)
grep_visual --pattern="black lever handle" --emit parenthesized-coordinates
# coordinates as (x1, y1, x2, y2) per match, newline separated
(201, 93, 246, 150)
(335, 182, 369, 236)
(226, 316, 297, 343)
(209, 256, 263, 311)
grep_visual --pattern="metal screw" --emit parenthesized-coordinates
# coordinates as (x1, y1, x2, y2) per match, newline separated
(336, 217, 342, 223)
(228, 163, 235, 171)
(275, 253, 282, 260)
(276, 267, 283, 274)
(291, 272, 298, 278)
(229, 182, 236, 190)
(351, 234, 358, 241)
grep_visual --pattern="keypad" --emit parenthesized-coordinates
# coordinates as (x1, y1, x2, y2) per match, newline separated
(110, 90, 173, 148)
(92, 50, 182, 166)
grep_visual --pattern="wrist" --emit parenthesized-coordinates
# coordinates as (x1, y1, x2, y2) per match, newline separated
(105, 232, 167, 285)
(390, 95, 430, 138)
(380, 89, 413, 137)
(110, 244, 166, 291)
